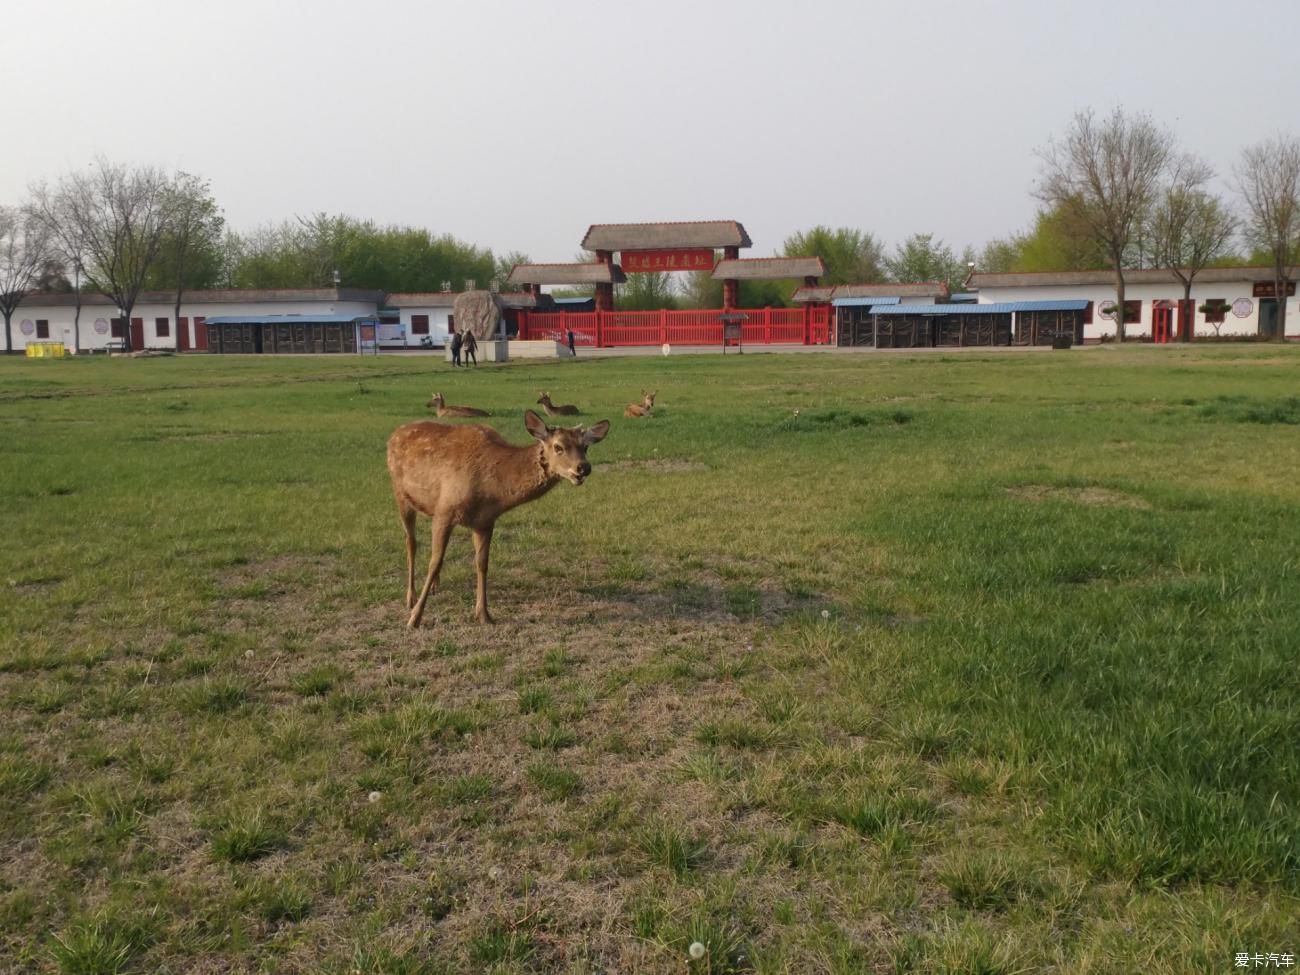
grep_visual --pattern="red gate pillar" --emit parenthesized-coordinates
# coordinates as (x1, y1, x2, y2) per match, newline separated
(594, 249, 615, 312)
(722, 245, 740, 310)
(596, 310, 604, 348)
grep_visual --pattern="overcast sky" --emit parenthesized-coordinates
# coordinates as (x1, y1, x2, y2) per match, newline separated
(3, 0, 1296, 265)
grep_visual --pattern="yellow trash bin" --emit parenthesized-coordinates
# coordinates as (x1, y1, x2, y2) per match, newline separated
(25, 342, 66, 358)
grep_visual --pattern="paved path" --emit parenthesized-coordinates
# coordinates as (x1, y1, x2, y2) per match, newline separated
(384, 343, 1061, 360)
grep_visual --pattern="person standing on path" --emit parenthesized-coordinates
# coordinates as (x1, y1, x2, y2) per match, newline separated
(450, 328, 462, 367)
(463, 330, 478, 367)
(567, 328, 577, 357)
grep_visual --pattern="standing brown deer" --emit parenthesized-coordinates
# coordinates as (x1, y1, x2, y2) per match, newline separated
(536, 391, 580, 416)
(387, 411, 610, 629)
(427, 392, 489, 418)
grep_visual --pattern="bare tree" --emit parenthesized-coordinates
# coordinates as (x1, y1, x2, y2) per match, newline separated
(52, 159, 174, 352)
(1038, 108, 1174, 340)
(1149, 156, 1239, 341)
(0, 204, 53, 352)
(28, 182, 88, 352)
(1237, 135, 1300, 340)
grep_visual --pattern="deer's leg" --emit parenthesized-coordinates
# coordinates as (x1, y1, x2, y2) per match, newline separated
(472, 524, 495, 624)
(399, 503, 418, 609)
(407, 518, 453, 629)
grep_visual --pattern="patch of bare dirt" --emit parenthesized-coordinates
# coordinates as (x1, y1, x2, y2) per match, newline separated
(1006, 484, 1152, 510)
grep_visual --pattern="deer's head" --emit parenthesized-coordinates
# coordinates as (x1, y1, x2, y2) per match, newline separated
(525, 410, 609, 486)
(536, 392, 551, 404)
(427, 392, 444, 408)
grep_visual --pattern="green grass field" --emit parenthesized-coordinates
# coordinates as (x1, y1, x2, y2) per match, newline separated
(1, 346, 1297, 974)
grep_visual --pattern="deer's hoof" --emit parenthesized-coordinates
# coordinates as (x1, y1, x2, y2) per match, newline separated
(406, 613, 423, 629)
(476, 611, 495, 625)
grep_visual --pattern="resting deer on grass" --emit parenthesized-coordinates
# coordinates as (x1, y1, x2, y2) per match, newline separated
(427, 392, 489, 418)
(624, 389, 657, 418)
(536, 391, 580, 416)
(387, 411, 610, 629)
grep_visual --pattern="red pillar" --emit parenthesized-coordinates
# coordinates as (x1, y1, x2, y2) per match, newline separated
(721, 246, 741, 309)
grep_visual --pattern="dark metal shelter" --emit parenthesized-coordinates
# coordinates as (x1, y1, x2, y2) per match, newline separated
(203, 314, 378, 354)
(839, 301, 1088, 349)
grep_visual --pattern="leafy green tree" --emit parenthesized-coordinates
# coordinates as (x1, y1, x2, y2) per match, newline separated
(679, 267, 722, 309)
(493, 250, 529, 292)
(782, 226, 887, 285)
(977, 236, 1024, 274)
(616, 270, 677, 310)
(225, 215, 496, 293)
(886, 233, 971, 292)
(146, 172, 225, 330)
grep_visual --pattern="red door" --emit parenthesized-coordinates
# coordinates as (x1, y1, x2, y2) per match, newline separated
(130, 317, 144, 351)
(1152, 303, 1173, 344)
(194, 316, 208, 351)
(177, 316, 190, 352)
(1176, 300, 1194, 341)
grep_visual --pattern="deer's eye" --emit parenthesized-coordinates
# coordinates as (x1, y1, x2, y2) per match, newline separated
(553, 444, 564, 453)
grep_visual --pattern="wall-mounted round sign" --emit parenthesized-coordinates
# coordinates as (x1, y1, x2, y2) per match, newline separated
(1097, 301, 1117, 321)
(20, 319, 35, 335)
(94, 318, 109, 334)
(1231, 298, 1253, 318)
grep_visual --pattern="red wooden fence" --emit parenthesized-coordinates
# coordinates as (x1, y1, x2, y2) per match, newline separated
(516, 306, 831, 348)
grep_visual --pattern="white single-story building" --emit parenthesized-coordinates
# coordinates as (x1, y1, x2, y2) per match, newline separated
(4, 288, 387, 353)
(6, 287, 540, 353)
(383, 292, 458, 347)
(967, 267, 1299, 342)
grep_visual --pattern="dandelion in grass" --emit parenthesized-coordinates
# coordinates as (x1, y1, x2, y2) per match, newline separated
(689, 941, 706, 960)
(821, 609, 830, 619)
(367, 791, 382, 803)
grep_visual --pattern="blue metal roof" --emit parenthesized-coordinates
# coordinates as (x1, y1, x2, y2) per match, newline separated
(204, 314, 378, 325)
(950, 292, 978, 302)
(871, 301, 1088, 315)
(833, 296, 900, 307)
(552, 297, 594, 305)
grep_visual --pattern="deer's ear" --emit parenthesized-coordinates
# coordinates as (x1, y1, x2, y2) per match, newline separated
(524, 410, 550, 440)
(582, 420, 610, 446)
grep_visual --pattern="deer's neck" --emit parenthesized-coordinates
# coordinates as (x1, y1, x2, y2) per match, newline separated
(493, 442, 560, 513)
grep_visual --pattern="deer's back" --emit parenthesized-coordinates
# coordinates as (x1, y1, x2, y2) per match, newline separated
(388, 421, 513, 520)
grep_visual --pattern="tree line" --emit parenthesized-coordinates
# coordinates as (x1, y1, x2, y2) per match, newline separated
(0, 158, 523, 352)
